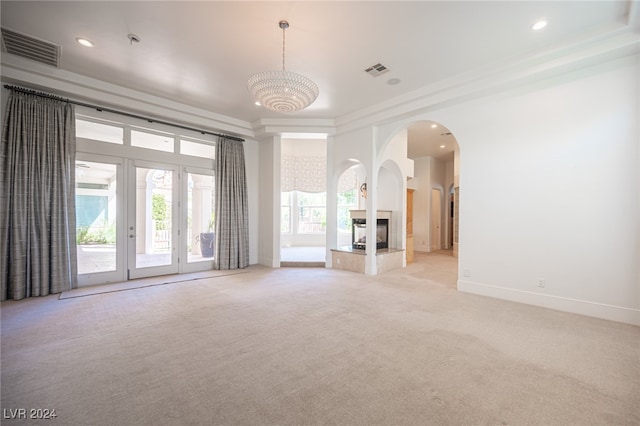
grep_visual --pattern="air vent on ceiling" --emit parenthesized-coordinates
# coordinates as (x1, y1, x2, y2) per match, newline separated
(364, 63, 389, 77)
(1, 28, 60, 68)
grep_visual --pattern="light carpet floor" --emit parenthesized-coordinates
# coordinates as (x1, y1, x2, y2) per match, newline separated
(1, 251, 638, 425)
(59, 269, 248, 299)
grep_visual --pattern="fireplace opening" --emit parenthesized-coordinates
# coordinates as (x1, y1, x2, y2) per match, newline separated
(352, 218, 389, 250)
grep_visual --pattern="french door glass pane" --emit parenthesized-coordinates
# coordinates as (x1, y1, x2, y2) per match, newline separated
(135, 168, 173, 268)
(187, 173, 215, 263)
(76, 161, 117, 274)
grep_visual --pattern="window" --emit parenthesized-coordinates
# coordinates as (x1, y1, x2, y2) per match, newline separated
(131, 129, 174, 153)
(281, 192, 291, 233)
(74, 110, 222, 281)
(75, 161, 118, 275)
(180, 139, 215, 159)
(297, 192, 326, 233)
(76, 118, 123, 144)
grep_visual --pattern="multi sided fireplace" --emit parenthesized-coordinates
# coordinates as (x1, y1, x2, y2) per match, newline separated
(350, 210, 391, 250)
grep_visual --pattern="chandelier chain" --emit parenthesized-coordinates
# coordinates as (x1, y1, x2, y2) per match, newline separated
(282, 25, 286, 71)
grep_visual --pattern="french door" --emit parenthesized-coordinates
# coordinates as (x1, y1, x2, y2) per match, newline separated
(76, 157, 216, 286)
(75, 154, 125, 286)
(127, 161, 180, 279)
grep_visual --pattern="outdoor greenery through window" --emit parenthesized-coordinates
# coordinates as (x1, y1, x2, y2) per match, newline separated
(281, 191, 327, 234)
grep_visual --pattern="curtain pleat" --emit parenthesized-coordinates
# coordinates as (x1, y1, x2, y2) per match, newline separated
(0, 91, 77, 300)
(214, 138, 249, 270)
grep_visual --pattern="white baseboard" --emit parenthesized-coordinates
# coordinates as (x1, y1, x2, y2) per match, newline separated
(258, 256, 280, 268)
(458, 280, 640, 326)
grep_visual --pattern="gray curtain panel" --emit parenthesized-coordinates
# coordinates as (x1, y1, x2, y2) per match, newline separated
(214, 138, 249, 270)
(0, 90, 77, 300)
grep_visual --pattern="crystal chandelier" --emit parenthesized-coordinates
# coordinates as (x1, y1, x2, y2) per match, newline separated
(247, 20, 319, 113)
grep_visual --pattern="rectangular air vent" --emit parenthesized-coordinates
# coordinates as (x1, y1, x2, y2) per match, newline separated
(364, 63, 389, 77)
(1, 28, 60, 68)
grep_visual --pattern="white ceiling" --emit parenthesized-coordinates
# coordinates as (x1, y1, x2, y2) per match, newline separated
(0, 1, 633, 159)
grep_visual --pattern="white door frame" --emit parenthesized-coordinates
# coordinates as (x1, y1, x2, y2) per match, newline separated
(431, 188, 442, 251)
(127, 160, 180, 280)
(75, 153, 126, 287)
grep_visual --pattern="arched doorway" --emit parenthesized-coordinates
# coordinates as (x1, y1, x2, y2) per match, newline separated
(405, 120, 460, 283)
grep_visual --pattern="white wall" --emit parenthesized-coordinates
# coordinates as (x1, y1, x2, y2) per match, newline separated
(281, 138, 326, 157)
(376, 167, 400, 248)
(376, 168, 398, 212)
(441, 55, 640, 324)
(258, 136, 280, 267)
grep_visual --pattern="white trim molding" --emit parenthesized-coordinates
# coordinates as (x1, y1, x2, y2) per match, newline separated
(458, 280, 640, 326)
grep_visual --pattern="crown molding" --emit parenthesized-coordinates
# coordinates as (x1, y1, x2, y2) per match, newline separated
(250, 117, 336, 138)
(334, 21, 640, 135)
(0, 55, 256, 140)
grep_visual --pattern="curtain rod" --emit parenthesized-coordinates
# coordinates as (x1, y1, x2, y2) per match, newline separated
(3, 84, 245, 142)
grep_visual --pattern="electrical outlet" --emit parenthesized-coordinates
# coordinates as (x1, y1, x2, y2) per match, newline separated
(463, 268, 471, 278)
(537, 278, 546, 288)
(336, 258, 341, 265)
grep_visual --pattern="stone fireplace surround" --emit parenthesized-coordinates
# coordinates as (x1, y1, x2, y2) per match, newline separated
(331, 210, 404, 274)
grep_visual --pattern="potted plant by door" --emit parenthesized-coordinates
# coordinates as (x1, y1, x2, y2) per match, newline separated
(197, 217, 215, 258)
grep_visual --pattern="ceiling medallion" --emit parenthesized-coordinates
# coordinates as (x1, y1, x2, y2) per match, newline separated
(247, 20, 319, 113)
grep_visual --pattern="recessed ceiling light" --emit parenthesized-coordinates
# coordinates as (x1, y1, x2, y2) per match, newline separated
(431, 124, 438, 128)
(254, 101, 261, 106)
(76, 37, 94, 47)
(440, 145, 446, 149)
(387, 78, 401, 85)
(532, 20, 548, 31)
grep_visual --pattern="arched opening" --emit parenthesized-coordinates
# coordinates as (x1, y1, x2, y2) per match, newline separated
(405, 120, 460, 285)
